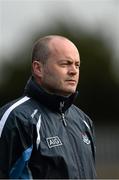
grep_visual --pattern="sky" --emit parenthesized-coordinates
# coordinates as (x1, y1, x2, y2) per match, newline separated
(0, 0, 119, 73)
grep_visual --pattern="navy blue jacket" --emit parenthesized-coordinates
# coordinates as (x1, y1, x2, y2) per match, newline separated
(0, 77, 96, 179)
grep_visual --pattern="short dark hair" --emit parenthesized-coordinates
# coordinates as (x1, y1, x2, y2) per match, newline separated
(32, 36, 52, 63)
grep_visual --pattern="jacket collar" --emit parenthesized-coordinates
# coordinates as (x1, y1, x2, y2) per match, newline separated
(24, 76, 78, 113)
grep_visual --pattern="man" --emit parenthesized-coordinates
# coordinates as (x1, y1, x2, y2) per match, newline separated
(0, 35, 96, 179)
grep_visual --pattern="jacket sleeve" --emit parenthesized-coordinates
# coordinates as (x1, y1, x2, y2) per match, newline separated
(0, 108, 33, 179)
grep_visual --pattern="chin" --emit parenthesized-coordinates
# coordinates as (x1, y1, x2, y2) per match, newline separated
(69, 87, 76, 92)
(60, 87, 76, 96)
(65, 89, 76, 95)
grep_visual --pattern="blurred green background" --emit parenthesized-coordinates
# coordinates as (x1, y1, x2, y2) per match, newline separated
(0, 0, 119, 178)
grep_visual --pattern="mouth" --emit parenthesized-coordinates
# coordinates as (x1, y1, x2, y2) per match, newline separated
(66, 79, 77, 84)
(66, 79, 76, 82)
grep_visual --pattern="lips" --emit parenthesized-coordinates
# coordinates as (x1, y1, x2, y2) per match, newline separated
(66, 79, 77, 84)
(66, 79, 76, 82)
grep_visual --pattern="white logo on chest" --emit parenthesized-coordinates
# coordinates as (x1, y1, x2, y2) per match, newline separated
(31, 109, 38, 118)
(46, 136, 63, 148)
(82, 133, 91, 145)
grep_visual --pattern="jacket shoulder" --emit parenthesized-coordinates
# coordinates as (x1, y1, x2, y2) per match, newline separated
(0, 96, 30, 117)
(0, 96, 32, 136)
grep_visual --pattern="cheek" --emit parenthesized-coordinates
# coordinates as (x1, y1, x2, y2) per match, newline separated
(44, 70, 60, 83)
(77, 70, 80, 79)
(50, 69, 66, 79)
(44, 66, 66, 83)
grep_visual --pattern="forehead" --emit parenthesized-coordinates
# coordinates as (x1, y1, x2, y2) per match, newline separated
(48, 38, 80, 61)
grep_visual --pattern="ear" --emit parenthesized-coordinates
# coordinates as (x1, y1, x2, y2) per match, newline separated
(32, 61, 43, 78)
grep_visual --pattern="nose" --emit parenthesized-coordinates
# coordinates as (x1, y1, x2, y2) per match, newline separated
(68, 65, 78, 75)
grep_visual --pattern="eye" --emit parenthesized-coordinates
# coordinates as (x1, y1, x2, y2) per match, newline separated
(59, 61, 69, 67)
(75, 64, 80, 69)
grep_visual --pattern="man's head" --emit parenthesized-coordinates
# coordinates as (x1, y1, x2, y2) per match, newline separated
(32, 35, 80, 96)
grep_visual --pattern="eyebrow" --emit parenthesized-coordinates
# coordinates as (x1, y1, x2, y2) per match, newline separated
(58, 59, 80, 63)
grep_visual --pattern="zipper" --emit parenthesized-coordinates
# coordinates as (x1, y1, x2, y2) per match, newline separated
(59, 101, 81, 178)
(59, 102, 67, 126)
(61, 113, 67, 126)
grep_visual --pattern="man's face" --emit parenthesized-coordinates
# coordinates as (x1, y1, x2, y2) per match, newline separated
(40, 38, 80, 96)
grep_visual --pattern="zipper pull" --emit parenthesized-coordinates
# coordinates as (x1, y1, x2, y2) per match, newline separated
(61, 113, 67, 126)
